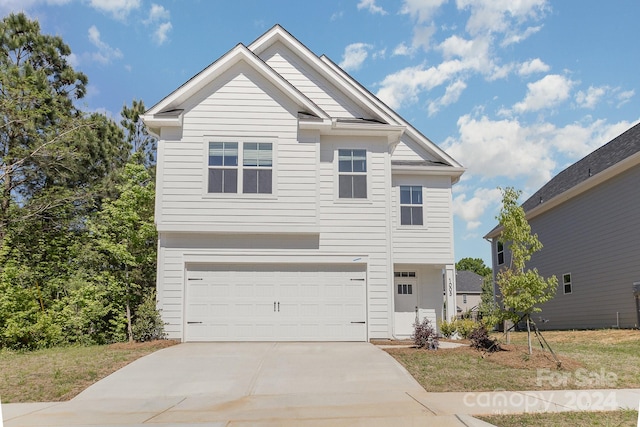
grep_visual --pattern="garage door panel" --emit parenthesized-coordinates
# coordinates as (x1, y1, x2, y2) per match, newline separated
(185, 264, 366, 341)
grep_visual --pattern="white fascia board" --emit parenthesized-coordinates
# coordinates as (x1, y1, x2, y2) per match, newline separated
(392, 165, 465, 183)
(298, 119, 405, 145)
(144, 43, 328, 120)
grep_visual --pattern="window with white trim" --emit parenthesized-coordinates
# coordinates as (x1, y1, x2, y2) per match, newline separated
(497, 241, 505, 265)
(208, 142, 238, 193)
(207, 141, 273, 194)
(338, 149, 367, 198)
(400, 185, 423, 225)
(563, 273, 572, 294)
(243, 143, 272, 194)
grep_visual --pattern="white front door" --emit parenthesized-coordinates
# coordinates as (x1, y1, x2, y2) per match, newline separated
(394, 272, 418, 336)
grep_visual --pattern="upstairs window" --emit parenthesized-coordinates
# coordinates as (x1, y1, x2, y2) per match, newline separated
(243, 143, 272, 194)
(338, 149, 367, 198)
(563, 273, 572, 294)
(208, 142, 238, 193)
(497, 241, 505, 265)
(400, 185, 423, 225)
(207, 141, 273, 195)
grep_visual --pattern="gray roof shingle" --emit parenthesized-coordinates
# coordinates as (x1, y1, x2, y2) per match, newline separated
(456, 270, 484, 293)
(521, 122, 640, 212)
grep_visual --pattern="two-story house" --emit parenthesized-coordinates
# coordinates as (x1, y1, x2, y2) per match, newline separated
(485, 122, 640, 329)
(142, 25, 464, 342)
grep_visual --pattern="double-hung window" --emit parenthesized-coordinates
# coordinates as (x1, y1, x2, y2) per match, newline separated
(497, 241, 505, 265)
(208, 142, 238, 193)
(338, 149, 367, 199)
(243, 143, 272, 194)
(400, 185, 423, 225)
(563, 273, 572, 294)
(207, 141, 273, 194)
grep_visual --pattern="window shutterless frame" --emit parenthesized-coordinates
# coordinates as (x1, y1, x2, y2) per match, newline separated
(563, 273, 572, 294)
(338, 149, 367, 199)
(205, 139, 275, 197)
(399, 185, 423, 225)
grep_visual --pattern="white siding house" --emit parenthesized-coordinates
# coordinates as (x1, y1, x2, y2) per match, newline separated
(142, 25, 464, 342)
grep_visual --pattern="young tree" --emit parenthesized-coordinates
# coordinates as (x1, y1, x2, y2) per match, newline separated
(495, 187, 557, 354)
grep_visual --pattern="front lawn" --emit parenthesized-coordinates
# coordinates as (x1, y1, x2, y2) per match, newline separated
(384, 329, 640, 392)
(0, 340, 176, 403)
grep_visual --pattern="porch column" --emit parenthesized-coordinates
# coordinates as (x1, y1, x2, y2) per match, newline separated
(444, 265, 457, 321)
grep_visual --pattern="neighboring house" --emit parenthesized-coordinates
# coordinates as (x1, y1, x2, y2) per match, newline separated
(485, 123, 640, 329)
(456, 270, 483, 317)
(142, 25, 464, 342)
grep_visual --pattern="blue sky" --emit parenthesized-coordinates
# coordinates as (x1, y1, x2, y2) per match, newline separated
(4, 0, 639, 265)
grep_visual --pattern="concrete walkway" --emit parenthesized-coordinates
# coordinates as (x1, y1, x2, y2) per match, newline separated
(2, 343, 639, 426)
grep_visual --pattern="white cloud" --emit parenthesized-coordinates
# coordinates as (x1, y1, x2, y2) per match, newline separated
(339, 43, 372, 72)
(153, 21, 172, 45)
(357, 0, 387, 15)
(392, 42, 413, 56)
(518, 58, 549, 76)
(512, 74, 574, 113)
(575, 85, 607, 109)
(501, 25, 542, 46)
(443, 115, 640, 191)
(443, 115, 557, 188)
(146, 3, 169, 22)
(428, 79, 467, 116)
(456, 0, 549, 36)
(376, 60, 464, 109)
(88, 0, 141, 20)
(87, 25, 123, 64)
(453, 187, 502, 230)
(411, 24, 438, 51)
(616, 89, 634, 108)
(400, 0, 448, 24)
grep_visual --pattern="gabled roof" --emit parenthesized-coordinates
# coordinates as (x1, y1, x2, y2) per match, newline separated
(485, 122, 640, 239)
(456, 270, 483, 293)
(249, 25, 463, 170)
(142, 42, 329, 133)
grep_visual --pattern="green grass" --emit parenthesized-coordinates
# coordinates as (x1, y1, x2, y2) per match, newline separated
(0, 341, 175, 403)
(385, 329, 640, 392)
(478, 409, 639, 427)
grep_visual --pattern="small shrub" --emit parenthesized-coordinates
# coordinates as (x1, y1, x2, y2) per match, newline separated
(439, 318, 456, 338)
(412, 318, 439, 350)
(469, 325, 500, 352)
(455, 318, 478, 339)
(132, 293, 165, 342)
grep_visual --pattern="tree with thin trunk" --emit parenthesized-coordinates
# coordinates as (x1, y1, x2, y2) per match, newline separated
(495, 187, 557, 354)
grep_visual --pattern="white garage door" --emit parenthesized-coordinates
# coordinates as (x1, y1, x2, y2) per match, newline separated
(185, 263, 367, 341)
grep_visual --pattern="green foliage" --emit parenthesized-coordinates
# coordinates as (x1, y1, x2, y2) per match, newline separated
(438, 318, 480, 339)
(456, 257, 492, 277)
(132, 292, 165, 342)
(412, 318, 439, 350)
(477, 275, 501, 329)
(495, 187, 558, 353)
(439, 318, 456, 338)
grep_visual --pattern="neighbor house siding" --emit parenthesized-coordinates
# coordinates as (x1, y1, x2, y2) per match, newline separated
(528, 165, 640, 329)
(391, 175, 455, 264)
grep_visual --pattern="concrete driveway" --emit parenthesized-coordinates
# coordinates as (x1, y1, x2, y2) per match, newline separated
(3, 342, 490, 426)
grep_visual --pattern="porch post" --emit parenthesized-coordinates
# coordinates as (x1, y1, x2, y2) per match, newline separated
(444, 265, 457, 321)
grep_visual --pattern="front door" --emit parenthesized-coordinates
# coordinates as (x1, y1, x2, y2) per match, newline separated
(394, 272, 418, 336)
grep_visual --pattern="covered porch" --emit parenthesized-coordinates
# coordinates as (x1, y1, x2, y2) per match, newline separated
(392, 264, 456, 338)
